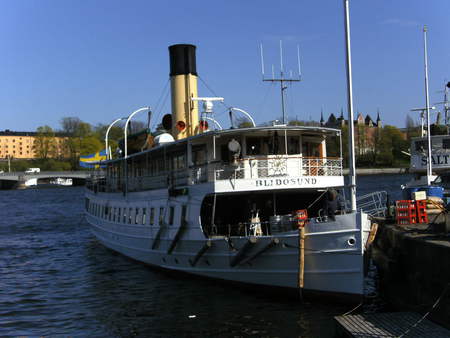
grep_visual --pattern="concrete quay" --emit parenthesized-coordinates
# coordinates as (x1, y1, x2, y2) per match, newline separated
(372, 222, 450, 330)
(343, 167, 409, 175)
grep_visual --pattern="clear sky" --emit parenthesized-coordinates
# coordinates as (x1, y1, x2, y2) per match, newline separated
(1, 0, 449, 132)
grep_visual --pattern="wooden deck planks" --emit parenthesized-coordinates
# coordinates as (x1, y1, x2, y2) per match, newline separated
(335, 312, 450, 338)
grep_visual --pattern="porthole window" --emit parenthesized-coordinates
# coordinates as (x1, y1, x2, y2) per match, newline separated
(348, 237, 356, 246)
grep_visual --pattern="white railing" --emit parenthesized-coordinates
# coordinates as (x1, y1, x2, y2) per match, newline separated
(215, 157, 343, 181)
(92, 157, 343, 193)
(356, 190, 388, 217)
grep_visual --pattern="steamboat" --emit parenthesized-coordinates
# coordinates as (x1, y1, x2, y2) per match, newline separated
(85, 44, 372, 300)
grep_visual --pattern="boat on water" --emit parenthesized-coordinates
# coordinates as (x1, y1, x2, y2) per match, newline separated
(84, 43, 374, 300)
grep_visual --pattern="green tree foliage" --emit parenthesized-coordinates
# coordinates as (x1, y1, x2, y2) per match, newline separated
(288, 119, 320, 127)
(60, 117, 95, 168)
(33, 126, 57, 159)
(80, 136, 103, 156)
(234, 116, 254, 128)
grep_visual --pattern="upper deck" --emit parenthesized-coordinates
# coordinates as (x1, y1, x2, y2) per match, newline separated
(89, 125, 344, 194)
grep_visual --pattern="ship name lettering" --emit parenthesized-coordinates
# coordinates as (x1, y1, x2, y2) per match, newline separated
(255, 177, 318, 187)
(421, 154, 450, 166)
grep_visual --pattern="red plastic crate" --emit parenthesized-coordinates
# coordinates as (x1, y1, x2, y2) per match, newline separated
(396, 200, 417, 225)
(396, 200, 416, 210)
(397, 215, 417, 225)
(415, 200, 427, 209)
(415, 200, 428, 224)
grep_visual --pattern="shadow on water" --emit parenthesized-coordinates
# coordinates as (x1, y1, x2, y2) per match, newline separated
(1, 175, 406, 336)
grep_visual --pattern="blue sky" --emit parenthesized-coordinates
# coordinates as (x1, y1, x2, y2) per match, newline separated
(1, 0, 449, 131)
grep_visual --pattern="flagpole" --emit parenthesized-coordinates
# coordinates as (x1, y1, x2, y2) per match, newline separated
(343, 0, 357, 212)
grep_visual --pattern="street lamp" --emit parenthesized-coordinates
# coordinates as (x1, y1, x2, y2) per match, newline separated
(124, 107, 151, 158)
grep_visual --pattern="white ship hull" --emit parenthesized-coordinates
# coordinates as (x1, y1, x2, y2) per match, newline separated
(85, 187, 369, 299)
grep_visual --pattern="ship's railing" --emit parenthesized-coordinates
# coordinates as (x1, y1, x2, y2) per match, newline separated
(206, 221, 274, 238)
(356, 190, 388, 217)
(215, 156, 343, 181)
(87, 157, 343, 193)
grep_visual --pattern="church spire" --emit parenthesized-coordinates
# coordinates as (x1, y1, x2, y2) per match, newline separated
(320, 108, 325, 126)
(376, 109, 382, 127)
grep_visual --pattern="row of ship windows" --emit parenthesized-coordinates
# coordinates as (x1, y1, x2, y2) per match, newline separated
(87, 200, 187, 226)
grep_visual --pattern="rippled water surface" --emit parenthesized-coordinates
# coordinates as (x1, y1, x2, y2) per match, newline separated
(0, 175, 405, 337)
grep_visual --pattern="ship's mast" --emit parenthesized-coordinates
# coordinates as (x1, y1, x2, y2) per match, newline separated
(423, 25, 433, 185)
(260, 42, 302, 124)
(343, 0, 357, 212)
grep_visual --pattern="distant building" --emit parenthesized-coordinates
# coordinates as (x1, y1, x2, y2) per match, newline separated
(320, 110, 383, 154)
(0, 130, 68, 160)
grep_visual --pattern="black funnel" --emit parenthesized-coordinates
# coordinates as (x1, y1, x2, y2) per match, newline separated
(169, 44, 197, 76)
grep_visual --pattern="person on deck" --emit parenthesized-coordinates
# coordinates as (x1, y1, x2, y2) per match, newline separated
(323, 189, 343, 221)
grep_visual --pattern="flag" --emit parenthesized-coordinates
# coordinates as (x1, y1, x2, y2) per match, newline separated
(79, 149, 107, 168)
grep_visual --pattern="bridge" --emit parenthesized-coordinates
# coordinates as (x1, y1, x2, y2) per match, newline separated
(0, 171, 97, 189)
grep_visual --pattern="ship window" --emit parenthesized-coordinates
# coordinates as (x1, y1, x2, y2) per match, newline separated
(85, 198, 89, 211)
(118, 208, 121, 223)
(443, 139, 450, 149)
(287, 137, 300, 155)
(181, 205, 187, 225)
(169, 206, 175, 225)
(415, 140, 427, 151)
(129, 207, 132, 224)
(192, 145, 206, 165)
(135, 208, 139, 224)
(246, 137, 261, 155)
(159, 207, 165, 225)
(123, 208, 127, 223)
(142, 208, 146, 225)
(150, 208, 155, 225)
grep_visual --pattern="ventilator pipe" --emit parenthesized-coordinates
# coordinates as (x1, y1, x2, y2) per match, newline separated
(229, 107, 256, 127)
(105, 117, 127, 160)
(124, 107, 151, 158)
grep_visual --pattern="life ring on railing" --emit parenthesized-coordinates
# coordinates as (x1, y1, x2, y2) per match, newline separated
(295, 209, 308, 228)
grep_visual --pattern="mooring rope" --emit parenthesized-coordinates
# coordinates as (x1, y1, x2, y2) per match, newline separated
(396, 283, 450, 338)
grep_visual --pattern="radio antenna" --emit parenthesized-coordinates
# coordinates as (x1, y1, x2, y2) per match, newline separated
(260, 40, 302, 124)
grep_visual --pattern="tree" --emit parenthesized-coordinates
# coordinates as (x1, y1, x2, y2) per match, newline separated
(377, 125, 408, 166)
(80, 136, 103, 156)
(235, 116, 254, 128)
(59, 118, 95, 168)
(33, 126, 57, 159)
(405, 114, 420, 141)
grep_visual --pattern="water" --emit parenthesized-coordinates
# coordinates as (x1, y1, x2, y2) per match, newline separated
(0, 174, 407, 337)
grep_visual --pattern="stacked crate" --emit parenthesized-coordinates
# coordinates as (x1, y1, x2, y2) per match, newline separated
(396, 200, 417, 225)
(415, 200, 428, 224)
